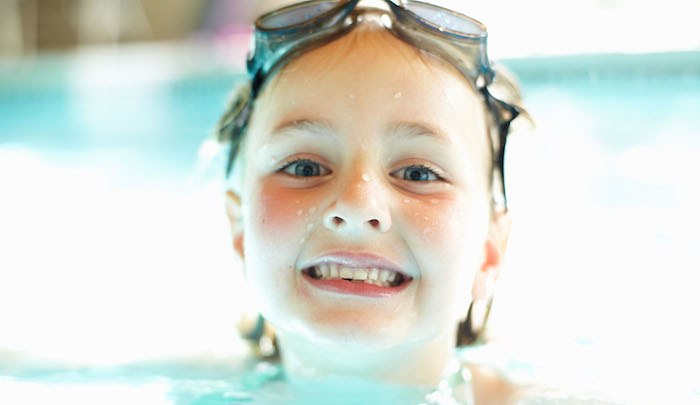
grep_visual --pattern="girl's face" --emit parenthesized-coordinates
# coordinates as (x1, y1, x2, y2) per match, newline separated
(230, 28, 499, 353)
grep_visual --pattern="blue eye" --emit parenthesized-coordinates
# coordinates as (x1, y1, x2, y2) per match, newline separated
(280, 159, 328, 177)
(400, 165, 441, 182)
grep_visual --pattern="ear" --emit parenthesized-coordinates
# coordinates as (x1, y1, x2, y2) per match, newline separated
(225, 190, 245, 260)
(472, 210, 511, 301)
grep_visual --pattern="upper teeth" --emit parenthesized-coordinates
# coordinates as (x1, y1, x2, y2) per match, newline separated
(310, 263, 403, 287)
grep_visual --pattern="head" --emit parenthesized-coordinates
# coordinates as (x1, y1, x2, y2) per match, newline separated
(219, 1, 527, 383)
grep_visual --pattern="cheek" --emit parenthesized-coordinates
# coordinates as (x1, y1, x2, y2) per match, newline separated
(403, 198, 490, 321)
(250, 179, 325, 243)
(401, 196, 490, 291)
(252, 180, 303, 237)
(401, 198, 474, 246)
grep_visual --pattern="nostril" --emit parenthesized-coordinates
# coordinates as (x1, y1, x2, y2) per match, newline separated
(324, 213, 389, 232)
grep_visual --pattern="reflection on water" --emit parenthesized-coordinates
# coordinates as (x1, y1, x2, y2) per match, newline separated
(0, 356, 447, 404)
(0, 348, 637, 404)
(0, 358, 260, 405)
(0, 47, 699, 404)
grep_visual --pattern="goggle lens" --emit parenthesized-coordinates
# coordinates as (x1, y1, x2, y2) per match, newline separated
(259, 1, 343, 30)
(403, 2, 485, 36)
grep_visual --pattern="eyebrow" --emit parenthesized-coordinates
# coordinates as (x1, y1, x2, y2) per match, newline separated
(270, 119, 335, 138)
(268, 119, 452, 144)
(387, 121, 452, 144)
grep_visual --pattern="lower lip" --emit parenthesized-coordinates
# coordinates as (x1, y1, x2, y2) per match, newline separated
(302, 273, 411, 298)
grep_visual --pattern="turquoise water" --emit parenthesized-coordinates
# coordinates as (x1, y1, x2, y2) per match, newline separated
(0, 56, 240, 179)
(1, 49, 699, 404)
(0, 347, 627, 404)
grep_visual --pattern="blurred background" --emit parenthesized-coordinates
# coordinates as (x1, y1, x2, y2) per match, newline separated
(1, 1, 699, 404)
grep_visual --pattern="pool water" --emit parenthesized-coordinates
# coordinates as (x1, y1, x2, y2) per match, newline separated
(0, 348, 630, 404)
(1, 46, 699, 404)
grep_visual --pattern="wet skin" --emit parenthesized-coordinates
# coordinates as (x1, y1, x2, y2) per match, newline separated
(227, 26, 505, 384)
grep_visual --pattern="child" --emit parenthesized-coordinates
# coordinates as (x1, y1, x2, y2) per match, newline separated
(216, 0, 529, 402)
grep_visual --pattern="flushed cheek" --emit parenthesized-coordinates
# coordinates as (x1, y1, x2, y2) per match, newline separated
(244, 181, 316, 318)
(401, 198, 488, 295)
(253, 180, 320, 240)
(401, 200, 468, 245)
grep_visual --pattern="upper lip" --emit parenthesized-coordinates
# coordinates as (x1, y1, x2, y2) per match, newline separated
(300, 250, 413, 278)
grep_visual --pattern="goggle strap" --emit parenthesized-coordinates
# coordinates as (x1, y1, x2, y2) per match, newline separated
(481, 86, 522, 210)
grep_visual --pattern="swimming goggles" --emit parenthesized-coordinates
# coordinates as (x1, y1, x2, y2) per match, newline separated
(219, 0, 530, 209)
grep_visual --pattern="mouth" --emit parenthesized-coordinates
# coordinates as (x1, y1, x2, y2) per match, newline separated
(303, 264, 411, 288)
(300, 251, 414, 298)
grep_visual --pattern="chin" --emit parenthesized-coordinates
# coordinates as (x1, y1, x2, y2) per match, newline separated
(296, 312, 412, 352)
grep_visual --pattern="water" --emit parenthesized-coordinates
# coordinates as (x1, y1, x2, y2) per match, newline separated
(1, 47, 699, 404)
(0, 357, 460, 404)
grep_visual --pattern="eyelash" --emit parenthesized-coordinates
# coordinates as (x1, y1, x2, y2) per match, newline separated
(395, 163, 445, 182)
(277, 158, 330, 178)
(276, 158, 446, 183)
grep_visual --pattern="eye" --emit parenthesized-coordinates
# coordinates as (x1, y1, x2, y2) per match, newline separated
(393, 164, 444, 182)
(278, 158, 330, 177)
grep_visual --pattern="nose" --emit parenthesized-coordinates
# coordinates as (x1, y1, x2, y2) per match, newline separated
(323, 172, 392, 234)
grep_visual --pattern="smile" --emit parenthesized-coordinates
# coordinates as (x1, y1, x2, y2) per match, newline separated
(304, 264, 409, 288)
(300, 251, 414, 297)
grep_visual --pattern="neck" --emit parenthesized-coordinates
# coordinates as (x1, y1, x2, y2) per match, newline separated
(276, 331, 455, 387)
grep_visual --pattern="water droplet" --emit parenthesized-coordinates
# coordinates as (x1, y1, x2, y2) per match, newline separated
(306, 223, 314, 231)
(404, 199, 411, 204)
(423, 216, 429, 221)
(309, 206, 317, 214)
(394, 92, 402, 99)
(362, 174, 371, 182)
(295, 200, 301, 204)
(348, 93, 356, 100)
(296, 210, 303, 217)
(430, 199, 439, 205)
